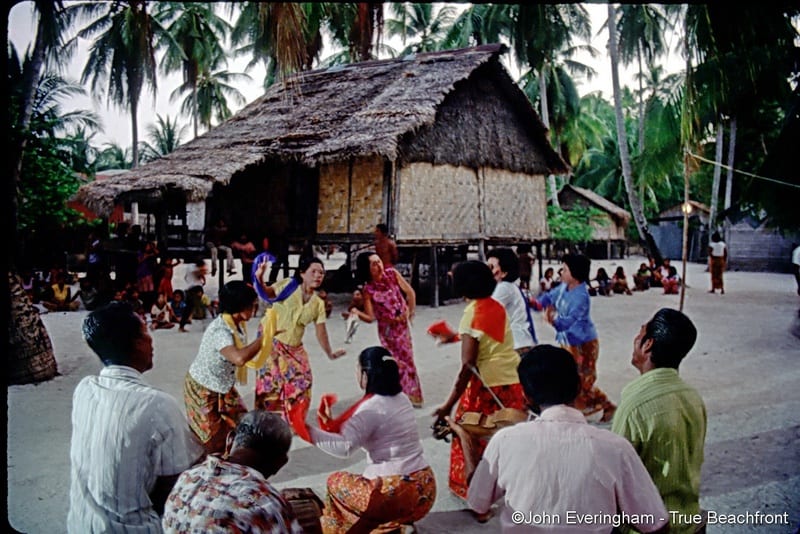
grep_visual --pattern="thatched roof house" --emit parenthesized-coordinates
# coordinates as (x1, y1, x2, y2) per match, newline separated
(557, 185, 631, 258)
(74, 44, 567, 256)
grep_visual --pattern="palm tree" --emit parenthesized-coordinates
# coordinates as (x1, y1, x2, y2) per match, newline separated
(385, 3, 456, 55)
(607, 3, 661, 260)
(140, 114, 188, 163)
(229, 2, 309, 89)
(67, 0, 166, 168)
(324, 3, 385, 63)
(155, 2, 230, 138)
(95, 142, 133, 171)
(614, 4, 672, 154)
(189, 69, 251, 132)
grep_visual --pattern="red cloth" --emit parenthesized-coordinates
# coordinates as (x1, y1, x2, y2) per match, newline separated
(287, 397, 312, 442)
(472, 298, 506, 343)
(426, 320, 460, 343)
(317, 393, 374, 433)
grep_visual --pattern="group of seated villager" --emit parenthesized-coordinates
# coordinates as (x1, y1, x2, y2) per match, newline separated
(67, 258, 706, 534)
(633, 256, 682, 294)
(590, 266, 634, 296)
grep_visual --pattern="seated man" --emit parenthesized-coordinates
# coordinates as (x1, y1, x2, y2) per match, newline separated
(612, 308, 706, 534)
(449, 344, 669, 533)
(162, 410, 304, 533)
(68, 302, 203, 533)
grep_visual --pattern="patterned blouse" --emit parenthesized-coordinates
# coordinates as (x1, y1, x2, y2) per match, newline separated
(188, 316, 246, 393)
(162, 455, 303, 533)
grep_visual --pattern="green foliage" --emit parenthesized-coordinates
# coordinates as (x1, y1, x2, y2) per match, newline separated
(547, 205, 608, 243)
(18, 138, 85, 232)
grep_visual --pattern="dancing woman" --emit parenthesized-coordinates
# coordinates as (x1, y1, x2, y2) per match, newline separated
(351, 252, 423, 407)
(184, 281, 262, 454)
(432, 260, 526, 499)
(252, 256, 345, 420)
(531, 254, 616, 422)
(304, 346, 436, 532)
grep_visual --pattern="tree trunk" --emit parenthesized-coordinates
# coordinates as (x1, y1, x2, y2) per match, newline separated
(709, 121, 724, 233)
(192, 84, 199, 139)
(539, 68, 559, 207)
(724, 117, 737, 210)
(131, 97, 139, 168)
(637, 49, 645, 154)
(607, 3, 660, 261)
(7, 272, 58, 385)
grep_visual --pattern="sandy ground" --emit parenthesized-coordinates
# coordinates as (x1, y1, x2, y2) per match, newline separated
(7, 255, 800, 533)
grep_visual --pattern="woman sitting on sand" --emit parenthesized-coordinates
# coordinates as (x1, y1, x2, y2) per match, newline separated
(303, 346, 436, 532)
(611, 266, 633, 295)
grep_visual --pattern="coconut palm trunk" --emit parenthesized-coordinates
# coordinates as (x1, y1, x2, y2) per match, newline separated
(724, 117, 737, 210)
(709, 121, 724, 233)
(7, 273, 58, 385)
(607, 3, 660, 261)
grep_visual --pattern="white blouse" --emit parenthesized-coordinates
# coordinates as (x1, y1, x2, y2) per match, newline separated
(309, 393, 429, 479)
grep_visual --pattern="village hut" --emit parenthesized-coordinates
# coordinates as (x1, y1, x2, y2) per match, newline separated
(557, 184, 631, 259)
(652, 200, 710, 262)
(72, 44, 567, 300)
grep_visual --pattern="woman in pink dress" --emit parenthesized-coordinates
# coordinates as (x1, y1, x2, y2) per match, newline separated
(351, 252, 423, 407)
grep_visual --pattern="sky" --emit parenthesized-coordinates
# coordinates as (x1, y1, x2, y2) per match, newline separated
(8, 2, 684, 150)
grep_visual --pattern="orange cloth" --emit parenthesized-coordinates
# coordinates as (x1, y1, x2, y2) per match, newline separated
(471, 297, 506, 343)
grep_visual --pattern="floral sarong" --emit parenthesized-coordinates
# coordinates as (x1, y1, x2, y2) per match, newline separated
(322, 467, 436, 533)
(448, 375, 526, 499)
(254, 339, 312, 422)
(564, 339, 615, 419)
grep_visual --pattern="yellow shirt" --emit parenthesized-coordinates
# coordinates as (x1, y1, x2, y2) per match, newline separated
(272, 278, 326, 346)
(458, 300, 520, 387)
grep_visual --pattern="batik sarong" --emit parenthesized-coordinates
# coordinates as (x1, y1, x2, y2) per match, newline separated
(448, 375, 526, 499)
(322, 467, 436, 533)
(183, 372, 247, 454)
(564, 339, 616, 420)
(254, 339, 313, 422)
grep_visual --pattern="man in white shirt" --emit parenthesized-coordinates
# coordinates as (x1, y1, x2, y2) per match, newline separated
(68, 302, 203, 533)
(448, 344, 669, 533)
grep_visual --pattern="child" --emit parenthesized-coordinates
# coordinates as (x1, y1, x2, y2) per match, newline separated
(342, 287, 366, 343)
(663, 265, 681, 295)
(150, 293, 178, 329)
(612, 266, 633, 295)
(170, 289, 188, 323)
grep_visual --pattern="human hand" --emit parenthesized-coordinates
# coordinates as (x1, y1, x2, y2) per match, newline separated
(329, 348, 346, 360)
(544, 305, 556, 325)
(431, 404, 452, 422)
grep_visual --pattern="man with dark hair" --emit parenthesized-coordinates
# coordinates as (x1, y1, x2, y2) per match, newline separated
(612, 308, 706, 534)
(68, 302, 202, 533)
(448, 345, 669, 533)
(374, 223, 399, 267)
(163, 410, 303, 533)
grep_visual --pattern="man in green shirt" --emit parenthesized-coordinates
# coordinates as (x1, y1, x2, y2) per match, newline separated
(612, 308, 706, 534)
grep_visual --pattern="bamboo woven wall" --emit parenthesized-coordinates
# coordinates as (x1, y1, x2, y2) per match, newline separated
(481, 167, 548, 239)
(397, 163, 480, 240)
(317, 157, 384, 234)
(589, 215, 624, 240)
(396, 163, 547, 241)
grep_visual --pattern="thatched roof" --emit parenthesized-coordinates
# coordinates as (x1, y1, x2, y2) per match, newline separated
(74, 44, 565, 217)
(559, 184, 631, 224)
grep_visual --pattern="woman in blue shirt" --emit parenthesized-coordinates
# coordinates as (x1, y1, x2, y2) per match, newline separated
(532, 254, 616, 422)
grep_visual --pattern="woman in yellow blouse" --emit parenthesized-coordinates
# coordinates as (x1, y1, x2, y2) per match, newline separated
(432, 260, 527, 499)
(253, 256, 345, 421)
